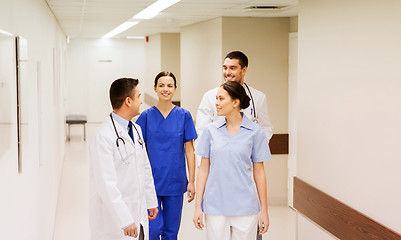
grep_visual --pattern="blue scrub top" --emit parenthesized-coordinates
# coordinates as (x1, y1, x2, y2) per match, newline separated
(136, 106, 197, 196)
(195, 114, 271, 216)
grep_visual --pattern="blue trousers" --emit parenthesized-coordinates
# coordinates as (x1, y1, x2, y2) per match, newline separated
(149, 195, 184, 240)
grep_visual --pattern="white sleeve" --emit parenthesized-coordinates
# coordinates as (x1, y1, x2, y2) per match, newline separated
(136, 125, 158, 209)
(143, 148, 158, 208)
(195, 91, 215, 167)
(257, 93, 274, 141)
(195, 91, 215, 138)
(90, 132, 134, 228)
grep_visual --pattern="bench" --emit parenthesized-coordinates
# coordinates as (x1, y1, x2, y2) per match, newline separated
(66, 114, 87, 141)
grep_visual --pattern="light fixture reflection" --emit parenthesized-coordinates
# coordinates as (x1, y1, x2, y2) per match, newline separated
(0, 29, 13, 36)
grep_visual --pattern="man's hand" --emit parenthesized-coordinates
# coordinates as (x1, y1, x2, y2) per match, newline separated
(123, 223, 138, 238)
(187, 182, 195, 202)
(148, 207, 158, 220)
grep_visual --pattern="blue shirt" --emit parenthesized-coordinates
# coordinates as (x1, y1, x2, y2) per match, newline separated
(195, 114, 271, 216)
(136, 106, 197, 196)
(111, 112, 130, 132)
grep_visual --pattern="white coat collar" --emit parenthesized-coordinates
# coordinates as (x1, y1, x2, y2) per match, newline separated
(107, 114, 135, 146)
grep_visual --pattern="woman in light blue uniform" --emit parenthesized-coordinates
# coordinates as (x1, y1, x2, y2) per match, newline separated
(193, 81, 271, 240)
(136, 71, 197, 240)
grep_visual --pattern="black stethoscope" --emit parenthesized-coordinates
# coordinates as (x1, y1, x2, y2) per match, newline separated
(244, 83, 258, 123)
(109, 113, 143, 148)
(109, 113, 144, 165)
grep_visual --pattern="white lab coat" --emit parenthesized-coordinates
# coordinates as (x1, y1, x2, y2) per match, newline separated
(195, 85, 273, 166)
(89, 117, 158, 240)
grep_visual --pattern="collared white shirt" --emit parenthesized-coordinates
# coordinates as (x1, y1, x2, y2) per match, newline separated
(195, 114, 271, 216)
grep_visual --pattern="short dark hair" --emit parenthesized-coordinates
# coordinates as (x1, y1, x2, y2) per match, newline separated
(154, 71, 177, 88)
(221, 81, 250, 110)
(109, 78, 139, 109)
(225, 51, 248, 68)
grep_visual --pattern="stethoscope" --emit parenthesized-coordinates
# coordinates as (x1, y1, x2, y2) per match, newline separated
(243, 83, 258, 123)
(109, 113, 143, 164)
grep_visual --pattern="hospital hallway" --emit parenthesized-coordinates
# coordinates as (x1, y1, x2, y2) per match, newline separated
(53, 123, 297, 240)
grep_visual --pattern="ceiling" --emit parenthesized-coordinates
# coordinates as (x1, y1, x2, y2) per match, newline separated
(45, 0, 298, 39)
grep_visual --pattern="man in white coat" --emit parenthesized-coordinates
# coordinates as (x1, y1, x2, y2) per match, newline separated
(89, 78, 158, 240)
(196, 50, 273, 150)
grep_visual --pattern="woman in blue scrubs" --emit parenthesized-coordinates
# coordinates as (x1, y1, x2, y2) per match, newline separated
(136, 71, 197, 240)
(193, 81, 271, 240)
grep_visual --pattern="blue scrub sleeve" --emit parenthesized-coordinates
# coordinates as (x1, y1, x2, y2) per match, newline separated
(194, 126, 211, 158)
(136, 111, 147, 142)
(251, 127, 272, 162)
(184, 111, 198, 143)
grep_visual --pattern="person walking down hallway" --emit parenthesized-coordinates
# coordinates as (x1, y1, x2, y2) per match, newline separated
(193, 81, 271, 240)
(89, 78, 158, 240)
(195, 51, 273, 239)
(136, 71, 197, 240)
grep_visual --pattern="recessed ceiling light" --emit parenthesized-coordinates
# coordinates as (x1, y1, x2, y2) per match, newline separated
(102, 0, 181, 39)
(126, 36, 145, 39)
(133, 0, 181, 20)
(102, 21, 139, 39)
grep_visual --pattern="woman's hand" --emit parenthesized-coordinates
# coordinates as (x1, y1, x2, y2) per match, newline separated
(148, 207, 158, 220)
(184, 140, 196, 203)
(253, 162, 269, 234)
(187, 182, 195, 202)
(193, 207, 204, 230)
(193, 157, 209, 231)
(258, 210, 270, 234)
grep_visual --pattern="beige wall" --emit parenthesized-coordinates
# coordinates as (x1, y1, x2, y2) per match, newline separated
(290, 16, 298, 32)
(161, 33, 181, 101)
(180, 17, 223, 114)
(0, 0, 67, 239)
(144, 34, 162, 107)
(297, 0, 401, 238)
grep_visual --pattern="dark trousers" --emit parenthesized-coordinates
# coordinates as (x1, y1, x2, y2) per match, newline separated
(139, 224, 144, 240)
(256, 225, 262, 240)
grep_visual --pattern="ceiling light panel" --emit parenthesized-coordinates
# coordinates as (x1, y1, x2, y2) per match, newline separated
(133, 0, 182, 19)
(46, 0, 298, 38)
